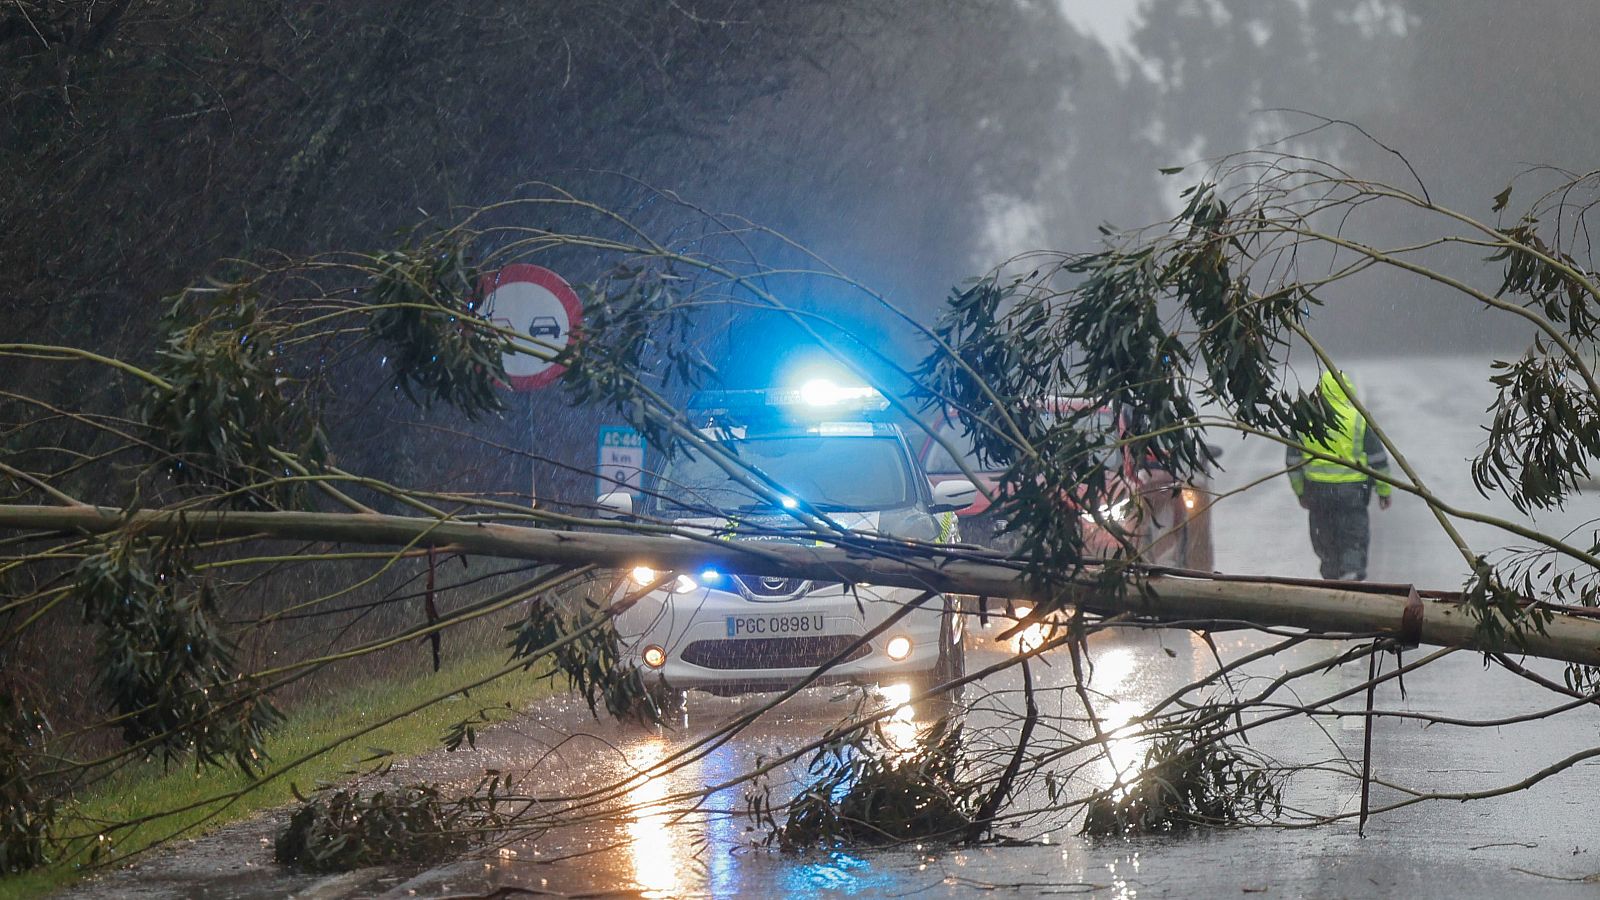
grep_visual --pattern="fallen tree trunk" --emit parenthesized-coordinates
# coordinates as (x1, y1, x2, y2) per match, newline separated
(6, 503, 1597, 666)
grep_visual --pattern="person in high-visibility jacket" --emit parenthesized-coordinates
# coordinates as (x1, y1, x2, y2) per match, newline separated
(1286, 370, 1392, 581)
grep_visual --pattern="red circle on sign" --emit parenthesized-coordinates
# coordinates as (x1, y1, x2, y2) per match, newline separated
(479, 263, 583, 391)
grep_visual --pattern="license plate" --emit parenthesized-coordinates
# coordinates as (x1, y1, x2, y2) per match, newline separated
(725, 613, 827, 637)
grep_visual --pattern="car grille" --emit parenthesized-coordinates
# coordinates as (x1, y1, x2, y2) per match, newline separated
(733, 575, 810, 599)
(679, 635, 872, 670)
(731, 576, 844, 601)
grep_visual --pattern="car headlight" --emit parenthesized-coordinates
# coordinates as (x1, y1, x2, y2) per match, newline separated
(629, 567, 697, 592)
(627, 563, 697, 592)
(1080, 497, 1133, 524)
(885, 636, 913, 661)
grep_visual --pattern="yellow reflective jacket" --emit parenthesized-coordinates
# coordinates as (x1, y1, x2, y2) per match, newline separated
(1286, 371, 1392, 497)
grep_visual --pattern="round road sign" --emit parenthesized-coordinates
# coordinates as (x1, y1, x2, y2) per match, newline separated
(479, 263, 582, 391)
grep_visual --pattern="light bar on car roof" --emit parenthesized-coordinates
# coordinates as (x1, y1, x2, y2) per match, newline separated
(688, 379, 889, 421)
(796, 379, 884, 408)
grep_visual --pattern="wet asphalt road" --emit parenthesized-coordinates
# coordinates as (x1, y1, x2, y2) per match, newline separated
(70, 357, 1600, 898)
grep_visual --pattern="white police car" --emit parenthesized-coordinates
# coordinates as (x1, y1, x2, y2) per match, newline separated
(597, 381, 975, 703)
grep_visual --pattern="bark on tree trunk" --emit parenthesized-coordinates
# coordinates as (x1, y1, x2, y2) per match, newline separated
(5, 503, 1596, 665)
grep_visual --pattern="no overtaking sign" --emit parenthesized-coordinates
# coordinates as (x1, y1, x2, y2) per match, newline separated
(479, 263, 582, 391)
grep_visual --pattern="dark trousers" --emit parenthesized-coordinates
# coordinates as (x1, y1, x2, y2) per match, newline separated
(1304, 481, 1370, 580)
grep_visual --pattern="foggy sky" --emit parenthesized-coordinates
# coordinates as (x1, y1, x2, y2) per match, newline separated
(960, 0, 1597, 359)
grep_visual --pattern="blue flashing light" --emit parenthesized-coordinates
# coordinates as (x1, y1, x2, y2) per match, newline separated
(779, 496, 799, 509)
(799, 378, 880, 408)
(687, 380, 889, 426)
(700, 568, 723, 583)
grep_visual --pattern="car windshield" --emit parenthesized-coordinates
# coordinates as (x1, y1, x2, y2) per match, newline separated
(924, 408, 1119, 474)
(657, 435, 914, 513)
(922, 422, 984, 475)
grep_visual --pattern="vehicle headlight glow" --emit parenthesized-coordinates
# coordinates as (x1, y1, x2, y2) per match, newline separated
(630, 567, 699, 592)
(642, 645, 667, 668)
(1015, 621, 1051, 655)
(1080, 497, 1133, 524)
(885, 635, 913, 661)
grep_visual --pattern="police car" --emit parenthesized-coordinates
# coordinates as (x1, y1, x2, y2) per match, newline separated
(597, 380, 974, 703)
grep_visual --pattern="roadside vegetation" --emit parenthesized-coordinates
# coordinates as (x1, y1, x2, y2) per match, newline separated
(0, 644, 552, 897)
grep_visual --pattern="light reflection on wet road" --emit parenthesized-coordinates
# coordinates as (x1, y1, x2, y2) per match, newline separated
(389, 634, 1600, 899)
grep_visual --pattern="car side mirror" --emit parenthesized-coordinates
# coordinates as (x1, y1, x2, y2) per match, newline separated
(930, 479, 979, 513)
(596, 490, 634, 520)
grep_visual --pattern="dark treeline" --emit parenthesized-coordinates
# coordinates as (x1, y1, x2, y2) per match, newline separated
(3, 0, 1595, 501)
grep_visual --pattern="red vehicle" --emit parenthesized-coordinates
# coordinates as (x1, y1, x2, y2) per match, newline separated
(916, 400, 1215, 570)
